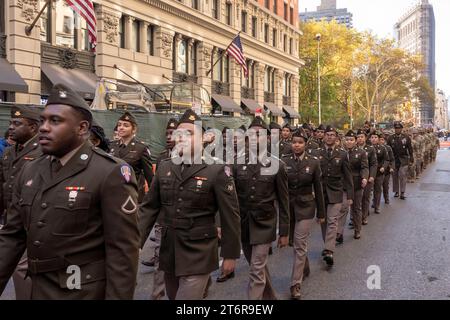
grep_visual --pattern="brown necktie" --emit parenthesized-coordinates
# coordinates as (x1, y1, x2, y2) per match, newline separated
(51, 159, 62, 175)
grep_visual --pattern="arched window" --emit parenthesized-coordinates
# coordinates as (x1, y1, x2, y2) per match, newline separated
(176, 39, 188, 74)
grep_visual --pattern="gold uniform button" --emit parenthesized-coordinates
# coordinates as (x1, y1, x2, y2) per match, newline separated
(33, 240, 42, 247)
(41, 203, 48, 209)
(86, 274, 92, 280)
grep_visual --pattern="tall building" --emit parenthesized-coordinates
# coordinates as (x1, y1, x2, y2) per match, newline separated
(435, 89, 448, 130)
(0, 0, 303, 125)
(394, 0, 436, 126)
(299, 0, 353, 28)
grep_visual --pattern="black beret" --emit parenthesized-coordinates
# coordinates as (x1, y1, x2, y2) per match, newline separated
(317, 124, 325, 131)
(325, 125, 336, 133)
(249, 116, 267, 130)
(345, 130, 356, 138)
(46, 83, 92, 120)
(292, 129, 308, 141)
(177, 109, 201, 127)
(370, 131, 383, 138)
(166, 118, 179, 130)
(91, 124, 110, 152)
(118, 112, 137, 126)
(282, 123, 292, 131)
(302, 123, 311, 130)
(269, 122, 281, 130)
(10, 105, 41, 122)
(356, 129, 367, 136)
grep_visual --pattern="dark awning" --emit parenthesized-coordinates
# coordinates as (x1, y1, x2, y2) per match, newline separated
(241, 98, 265, 115)
(0, 59, 28, 93)
(264, 102, 285, 117)
(212, 94, 241, 113)
(41, 63, 98, 99)
(283, 105, 300, 119)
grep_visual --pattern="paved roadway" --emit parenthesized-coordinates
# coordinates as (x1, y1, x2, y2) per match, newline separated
(2, 148, 449, 300)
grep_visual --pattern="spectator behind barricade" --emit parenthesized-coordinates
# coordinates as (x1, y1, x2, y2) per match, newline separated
(0, 130, 15, 158)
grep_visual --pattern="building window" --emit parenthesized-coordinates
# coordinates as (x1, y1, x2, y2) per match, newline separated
(189, 42, 196, 75)
(119, 16, 125, 48)
(213, 49, 229, 83)
(0, 0, 4, 34)
(243, 61, 255, 89)
(272, 28, 277, 47)
(284, 74, 291, 96)
(241, 11, 247, 33)
(273, 0, 277, 14)
(265, 0, 269, 9)
(176, 39, 188, 74)
(131, 19, 140, 52)
(264, 68, 274, 93)
(192, 0, 199, 10)
(251, 16, 257, 38)
(284, 3, 288, 21)
(147, 25, 154, 55)
(264, 24, 269, 43)
(289, 38, 293, 55)
(212, 0, 219, 19)
(283, 34, 287, 52)
(290, 7, 294, 24)
(225, 3, 232, 25)
(78, 15, 90, 51)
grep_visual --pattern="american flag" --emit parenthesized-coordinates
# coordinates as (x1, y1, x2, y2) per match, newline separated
(226, 35, 248, 78)
(65, 0, 97, 50)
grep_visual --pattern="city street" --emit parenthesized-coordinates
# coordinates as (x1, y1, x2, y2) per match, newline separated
(4, 148, 449, 300)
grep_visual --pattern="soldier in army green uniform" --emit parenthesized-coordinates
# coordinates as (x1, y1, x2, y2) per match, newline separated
(0, 84, 140, 299)
(234, 116, 290, 300)
(317, 126, 354, 266)
(380, 135, 395, 204)
(0, 106, 42, 299)
(110, 112, 153, 202)
(139, 109, 241, 300)
(408, 130, 420, 183)
(337, 130, 369, 241)
(283, 130, 325, 300)
(369, 132, 389, 214)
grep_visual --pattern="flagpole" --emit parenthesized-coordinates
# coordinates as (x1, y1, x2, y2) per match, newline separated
(206, 31, 241, 77)
(25, 0, 51, 36)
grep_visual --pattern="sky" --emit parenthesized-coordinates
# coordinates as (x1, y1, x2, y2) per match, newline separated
(299, 0, 450, 97)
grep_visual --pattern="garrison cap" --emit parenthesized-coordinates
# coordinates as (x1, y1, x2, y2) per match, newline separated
(177, 109, 201, 127)
(166, 118, 179, 130)
(118, 112, 137, 126)
(394, 121, 404, 129)
(10, 105, 41, 122)
(345, 130, 357, 138)
(46, 83, 92, 122)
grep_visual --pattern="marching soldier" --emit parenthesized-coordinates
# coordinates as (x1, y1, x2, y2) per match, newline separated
(380, 134, 395, 204)
(280, 124, 293, 157)
(0, 106, 42, 299)
(356, 129, 378, 225)
(141, 118, 178, 300)
(369, 132, 389, 214)
(387, 122, 413, 200)
(337, 130, 368, 241)
(408, 130, 419, 183)
(317, 126, 353, 266)
(233, 117, 290, 300)
(110, 112, 153, 202)
(312, 124, 326, 149)
(139, 109, 241, 300)
(0, 84, 140, 299)
(283, 130, 325, 300)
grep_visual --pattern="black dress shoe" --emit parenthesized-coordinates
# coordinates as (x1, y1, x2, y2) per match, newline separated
(362, 219, 368, 226)
(303, 257, 310, 278)
(290, 284, 302, 300)
(323, 252, 334, 266)
(336, 234, 344, 245)
(354, 231, 361, 239)
(385, 200, 390, 204)
(394, 192, 400, 198)
(375, 210, 381, 214)
(141, 257, 155, 267)
(400, 193, 406, 200)
(216, 271, 235, 283)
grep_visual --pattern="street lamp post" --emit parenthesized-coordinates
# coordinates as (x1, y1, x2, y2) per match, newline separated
(315, 33, 322, 125)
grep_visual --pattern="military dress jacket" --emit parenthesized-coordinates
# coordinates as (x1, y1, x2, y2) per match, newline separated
(372, 144, 389, 177)
(0, 135, 42, 216)
(387, 133, 414, 167)
(360, 144, 378, 179)
(279, 139, 292, 157)
(110, 137, 153, 194)
(282, 154, 325, 221)
(0, 141, 140, 300)
(346, 147, 369, 191)
(384, 144, 395, 174)
(233, 154, 289, 245)
(139, 158, 241, 277)
(317, 147, 354, 204)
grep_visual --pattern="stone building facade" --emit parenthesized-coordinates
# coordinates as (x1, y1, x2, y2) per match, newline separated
(1, 0, 303, 124)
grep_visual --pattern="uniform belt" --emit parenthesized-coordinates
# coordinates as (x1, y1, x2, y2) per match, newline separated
(164, 216, 215, 230)
(28, 248, 105, 275)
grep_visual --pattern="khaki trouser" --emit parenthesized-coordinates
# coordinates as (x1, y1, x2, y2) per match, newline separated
(242, 243, 277, 300)
(338, 189, 363, 234)
(373, 175, 384, 212)
(321, 203, 342, 253)
(152, 224, 165, 300)
(164, 273, 211, 300)
(362, 181, 374, 221)
(291, 219, 314, 287)
(12, 251, 31, 300)
(383, 173, 391, 203)
(393, 165, 408, 194)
